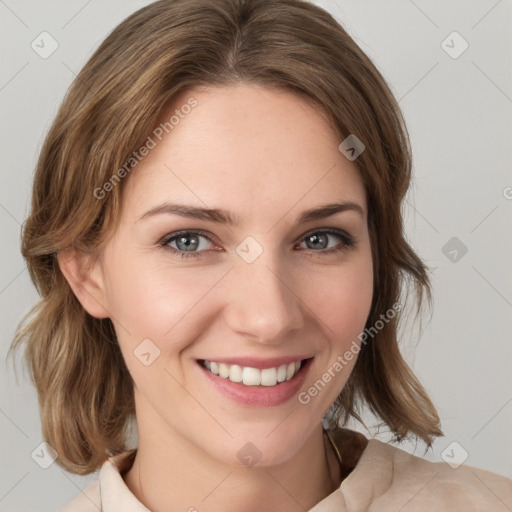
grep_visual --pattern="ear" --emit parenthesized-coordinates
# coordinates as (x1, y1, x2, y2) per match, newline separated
(57, 248, 110, 319)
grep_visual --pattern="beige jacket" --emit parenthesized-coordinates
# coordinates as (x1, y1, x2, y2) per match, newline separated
(61, 429, 512, 511)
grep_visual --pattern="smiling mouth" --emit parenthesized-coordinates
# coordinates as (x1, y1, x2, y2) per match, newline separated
(198, 358, 313, 387)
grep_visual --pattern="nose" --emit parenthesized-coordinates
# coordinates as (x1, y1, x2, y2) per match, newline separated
(222, 250, 305, 345)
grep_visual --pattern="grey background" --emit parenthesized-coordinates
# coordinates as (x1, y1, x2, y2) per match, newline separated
(1, 0, 511, 510)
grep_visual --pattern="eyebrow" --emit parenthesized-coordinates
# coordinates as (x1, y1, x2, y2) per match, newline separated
(137, 201, 365, 225)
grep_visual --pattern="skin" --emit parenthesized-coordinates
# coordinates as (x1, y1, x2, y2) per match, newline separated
(59, 83, 374, 512)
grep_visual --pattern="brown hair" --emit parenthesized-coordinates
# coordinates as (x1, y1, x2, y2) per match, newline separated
(10, 0, 442, 475)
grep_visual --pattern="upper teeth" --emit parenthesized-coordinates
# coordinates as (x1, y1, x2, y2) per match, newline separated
(203, 360, 302, 386)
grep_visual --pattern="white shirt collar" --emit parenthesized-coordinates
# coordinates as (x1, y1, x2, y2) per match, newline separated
(99, 450, 150, 512)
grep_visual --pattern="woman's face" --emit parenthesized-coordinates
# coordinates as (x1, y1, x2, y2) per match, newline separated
(96, 84, 373, 466)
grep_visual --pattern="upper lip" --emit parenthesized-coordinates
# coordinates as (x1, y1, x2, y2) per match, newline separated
(198, 355, 314, 370)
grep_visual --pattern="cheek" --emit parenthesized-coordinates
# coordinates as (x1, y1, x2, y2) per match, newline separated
(307, 255, 373, 343)
(296, 257, 373, 409)
(102, 252, 225, 352)
(104, 262, 218, 394)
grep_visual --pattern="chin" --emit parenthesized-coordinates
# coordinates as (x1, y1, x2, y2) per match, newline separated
(203, 423, 315, 468)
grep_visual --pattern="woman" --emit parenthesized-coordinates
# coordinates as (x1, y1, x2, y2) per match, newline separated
(11, 0, 512, 510)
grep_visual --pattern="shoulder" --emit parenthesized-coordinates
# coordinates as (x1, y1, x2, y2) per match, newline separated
(372, 439, 512, 509)
(59, 449, 137, 512)
(331, 429, 512, 510)
(60, 480, 101, 512)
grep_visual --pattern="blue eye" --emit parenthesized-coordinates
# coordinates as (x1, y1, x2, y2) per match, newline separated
(160, 230, 214, 259)
(298, 229, 355, 254)
(159, 228, 355, 259)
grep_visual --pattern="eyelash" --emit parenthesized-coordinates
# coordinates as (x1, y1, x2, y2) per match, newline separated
(158, 228, 356, 260)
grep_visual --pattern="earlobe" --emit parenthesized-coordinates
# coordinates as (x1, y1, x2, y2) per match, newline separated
(57, 248, 110, 319)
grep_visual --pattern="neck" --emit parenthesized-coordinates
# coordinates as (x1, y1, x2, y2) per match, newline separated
(123, 416, 341, 512)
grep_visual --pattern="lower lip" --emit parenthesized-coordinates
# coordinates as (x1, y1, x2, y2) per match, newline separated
(198, 358, 313, 407)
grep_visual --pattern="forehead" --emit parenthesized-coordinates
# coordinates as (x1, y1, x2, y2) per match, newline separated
(122, 84, 367, 223)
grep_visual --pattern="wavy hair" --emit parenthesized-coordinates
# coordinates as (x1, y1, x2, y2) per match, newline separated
(10, 0, 442, 474)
